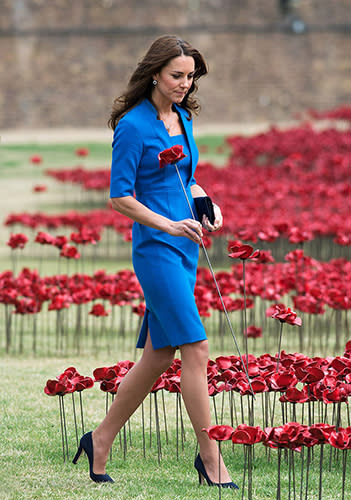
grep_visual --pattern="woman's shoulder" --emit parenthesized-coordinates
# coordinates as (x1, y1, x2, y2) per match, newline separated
(116, 99, 153, 132)
(121, 99, 153, 121)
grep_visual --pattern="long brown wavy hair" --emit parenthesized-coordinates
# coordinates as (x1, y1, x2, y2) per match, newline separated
(108, 35, 208, 130)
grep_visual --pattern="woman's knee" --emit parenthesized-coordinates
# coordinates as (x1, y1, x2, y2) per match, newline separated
(142, 345, 175, 375)
(180, 339, 209, 368)
(156, 349, 176, 373)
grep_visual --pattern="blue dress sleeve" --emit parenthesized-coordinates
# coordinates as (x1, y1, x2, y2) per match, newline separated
(109, 118, 143, 198)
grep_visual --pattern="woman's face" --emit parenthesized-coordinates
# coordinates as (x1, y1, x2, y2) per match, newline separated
(153, 55, 195, 105)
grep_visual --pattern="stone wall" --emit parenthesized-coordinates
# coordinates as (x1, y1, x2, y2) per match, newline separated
(0, 0, 350, 129)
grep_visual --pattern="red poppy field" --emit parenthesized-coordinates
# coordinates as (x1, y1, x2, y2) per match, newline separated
(1, 109, 351, 499)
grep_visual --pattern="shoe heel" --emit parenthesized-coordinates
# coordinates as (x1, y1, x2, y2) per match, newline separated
(72, 445, 83, 464)
(198, 471, 204, 485)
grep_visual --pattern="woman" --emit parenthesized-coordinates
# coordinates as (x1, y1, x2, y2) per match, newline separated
(73, 34, 238, 489)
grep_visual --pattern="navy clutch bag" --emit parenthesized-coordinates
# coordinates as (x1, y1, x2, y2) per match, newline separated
(194, 196, 215, 225)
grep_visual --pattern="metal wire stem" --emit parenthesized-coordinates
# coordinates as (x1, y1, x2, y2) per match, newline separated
(174, 164, 255, 398)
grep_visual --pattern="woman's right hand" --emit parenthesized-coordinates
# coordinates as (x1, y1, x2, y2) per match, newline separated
(168, 218, 203, 244)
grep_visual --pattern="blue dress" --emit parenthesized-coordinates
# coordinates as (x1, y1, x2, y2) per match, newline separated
(109, 98, 207, 349)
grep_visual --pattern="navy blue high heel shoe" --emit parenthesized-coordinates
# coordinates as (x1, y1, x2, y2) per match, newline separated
(194, 453, 239, 489)
(72, 431, 114, 483)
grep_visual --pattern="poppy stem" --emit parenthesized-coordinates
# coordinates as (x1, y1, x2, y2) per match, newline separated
(79, 391, 85, 435)
(149, 393, 152, 449)
(271, 392, 277, 427)
(248, 445, 253, 500)
(220, 391, 225, 425)
(213, 396, 219, 425)
(4, 304, 12, 353)
(174, 163, 255, 398)
(123, 421, 127, 460)
(128, 417, 132, 447)
(241, 445, 247, 500)
(141, 401, 146, 458)
(71, 392, 79, 448)
(106, 393, 113, 462)
(277, 448, 282, 500)
(290, 448, 296, 500)
(58, 396, 66, 462)
(299, 446, 304, 500)
(154, 392, 162, 463)
(342, 449, 347, 500)
(61, 395, 69, 461)
(178, 394, 186, 448)
(218, 441, 222, 500)
(318, 444, 324, 500)
(304, 447, 311, 500)
(276, 322, 284, 373)
(161, 390, 169, 445)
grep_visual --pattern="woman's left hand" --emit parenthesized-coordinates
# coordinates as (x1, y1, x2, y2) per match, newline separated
(202, 203, 223, 232)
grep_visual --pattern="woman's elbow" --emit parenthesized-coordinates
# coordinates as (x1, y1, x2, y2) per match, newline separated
(110, 196, 132, 213)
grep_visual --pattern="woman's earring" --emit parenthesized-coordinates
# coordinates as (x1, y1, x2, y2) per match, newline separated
(152, 80, 158, 86)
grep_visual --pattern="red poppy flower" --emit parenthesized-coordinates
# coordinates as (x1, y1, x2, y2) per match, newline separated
(271, 304, 302, 326)
(202, 425, 234, 441)
(93, 366, 114, 381)
(132, 302, 146, 316)
(228, 244, 260, 260)
(30, 154, 43, 164)
(288, 227, 313, 244)
(48, 294, 71, 311)
(158, 145, 186, 168)
(265, 303, 286, 318)
(322, 386, 348, 404)
(44, 377, 73, 396)
(7, 233, 28, 249)
(269, 372, 298, 392)
(89, 303, 109, 316)
(208, 379, 225, 396)
(250, 377, 268, 393)
(70, 227, 101, 245)
(257, 229, 279, 242)
(255, 250, 275, 263)
(151, 375, 167, 392)
(231, 425, 265, 445)
(75, 147, 89, 157)
(71, 375, 94, 391)
(334, 233, 351, 246)
(295, 365, 324, 384)
(328, 428, 351, 450)
(308, 423, 335, 444)
(0, 287, 18, 305)
(33, 184, 47, 192)
(54, 235, 68, 249)
(244, 326, 262, 338)
(215, 355, 236, 372)
(60, 244, 80, 259)
(35, 231, 56, 245)
(14, 298, 42, 314)
(279, 387, 309, 403)
(264, 422, 305, 449)
(165, 378, 181, 393)
(100, 377, 120, 394)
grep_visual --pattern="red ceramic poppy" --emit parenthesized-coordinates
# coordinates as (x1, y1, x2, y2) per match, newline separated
(202, 425, 234, 441)
(7, 233, 29, 249)
(158, 145, 187, 168)
(231, 425, 265, 445)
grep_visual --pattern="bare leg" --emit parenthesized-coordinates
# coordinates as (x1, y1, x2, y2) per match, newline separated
(180, 340, 232, 483)
(91, 332, 175, 474)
